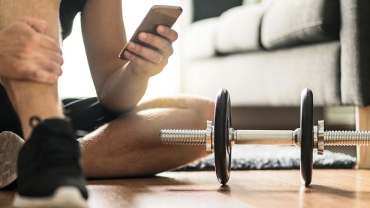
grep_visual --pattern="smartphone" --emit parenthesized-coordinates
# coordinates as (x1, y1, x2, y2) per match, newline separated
(119, 5, 183, 60)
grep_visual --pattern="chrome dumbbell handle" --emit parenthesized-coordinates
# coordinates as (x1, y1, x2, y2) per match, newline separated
(232, 129, 298, 145)
(160, 130, 208, 145)
(160, 120, 370, 152)
(160, 128, 298, 146)
(160, 120, 214, 153)
(324, 131, 370, 146)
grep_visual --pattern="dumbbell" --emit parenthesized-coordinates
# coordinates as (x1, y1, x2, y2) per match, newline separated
(159, 88, 370, 186)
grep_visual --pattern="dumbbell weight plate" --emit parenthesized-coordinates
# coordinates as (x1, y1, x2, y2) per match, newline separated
(214, 88, 232, 185)
(300, 88, 314, 186)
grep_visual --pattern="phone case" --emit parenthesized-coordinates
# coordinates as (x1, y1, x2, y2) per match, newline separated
(119, 5, 182, 60)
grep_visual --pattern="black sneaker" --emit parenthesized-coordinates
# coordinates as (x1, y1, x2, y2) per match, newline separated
(0, 131, 24, 189)
(12, 119, 88, 207)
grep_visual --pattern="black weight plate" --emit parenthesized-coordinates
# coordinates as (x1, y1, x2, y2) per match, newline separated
(300, 88, 314, 186)
(214, 89, 232, 185)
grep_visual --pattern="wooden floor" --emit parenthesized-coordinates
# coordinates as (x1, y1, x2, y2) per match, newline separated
(1, 170, 370, 207)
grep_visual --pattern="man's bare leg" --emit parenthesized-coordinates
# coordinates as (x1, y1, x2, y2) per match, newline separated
(0, 0, 63, 190)
(0, 1, 88, 207)
(81, 95, 214, 178)
(0, 0, 63, 139)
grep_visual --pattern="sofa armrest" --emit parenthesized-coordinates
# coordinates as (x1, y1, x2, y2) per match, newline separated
(340, 0, 370, 106)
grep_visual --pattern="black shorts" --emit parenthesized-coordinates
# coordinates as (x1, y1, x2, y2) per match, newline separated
(0, 85, 119, 138)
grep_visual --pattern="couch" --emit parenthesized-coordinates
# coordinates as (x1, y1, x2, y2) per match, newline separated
(179, 0, 370, 107)
(178, 0, 370, 167)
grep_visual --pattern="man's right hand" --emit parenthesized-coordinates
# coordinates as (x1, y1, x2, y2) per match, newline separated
(0, 17, 63, 84)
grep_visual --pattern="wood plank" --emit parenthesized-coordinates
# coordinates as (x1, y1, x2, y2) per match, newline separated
(2, 170, 370, 207)
(356, 106, 370, 168)
(86, 170, 370, 208)
(0, 189, 14, 208)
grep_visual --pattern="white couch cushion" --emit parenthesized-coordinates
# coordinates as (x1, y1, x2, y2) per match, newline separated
(183, 17, 218, 60)
(261, 0, 340, 49)
(215, 4, 266, 54)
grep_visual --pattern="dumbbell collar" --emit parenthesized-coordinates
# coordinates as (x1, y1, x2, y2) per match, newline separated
(206, 120, 213, 153)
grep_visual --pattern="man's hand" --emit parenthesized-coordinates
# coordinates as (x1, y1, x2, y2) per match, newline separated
(0, 17, 63, 84)
(121, 25, 178, 78)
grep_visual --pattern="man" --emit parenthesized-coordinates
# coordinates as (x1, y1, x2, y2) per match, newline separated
(0, 0, 214, 207)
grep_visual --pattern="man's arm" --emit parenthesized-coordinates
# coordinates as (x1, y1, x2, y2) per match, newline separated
(81, 0, 178, 112)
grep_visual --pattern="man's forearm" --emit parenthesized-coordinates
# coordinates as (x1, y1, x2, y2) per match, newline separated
(98, 63, 150, 113)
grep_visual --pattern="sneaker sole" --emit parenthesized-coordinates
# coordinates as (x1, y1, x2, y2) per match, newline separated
(0, 131, 24, 188)
(13, 186, 88, 208)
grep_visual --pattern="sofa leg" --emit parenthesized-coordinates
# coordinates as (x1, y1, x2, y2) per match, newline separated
(356, 106, 370, 169)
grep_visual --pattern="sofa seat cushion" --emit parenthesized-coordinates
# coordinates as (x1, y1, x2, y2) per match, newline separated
(215, 4, 266, 54)
(261, 0, 340, 49)
(183, 18, 218, 60)
(182, 41, 341, 106)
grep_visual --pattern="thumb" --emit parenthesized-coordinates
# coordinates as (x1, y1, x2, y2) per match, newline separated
(20, 16, 48, 34)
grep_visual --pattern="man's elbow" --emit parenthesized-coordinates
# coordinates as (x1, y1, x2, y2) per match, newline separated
(98, 95, 136, 114)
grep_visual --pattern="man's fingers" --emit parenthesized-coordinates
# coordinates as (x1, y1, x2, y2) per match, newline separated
(25, 68, 59, 84)
(126, 42, 165, 65)
(34, 72, 59, 84)
(40, 47, 64, 65)
(20, 16, 48, 34)
(138, 32, 173, 57)
(157, 26, 178, 42)
(19, 17, 62, 54)
(36, 58, 63, 76)
(39, 35, 62, 54)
